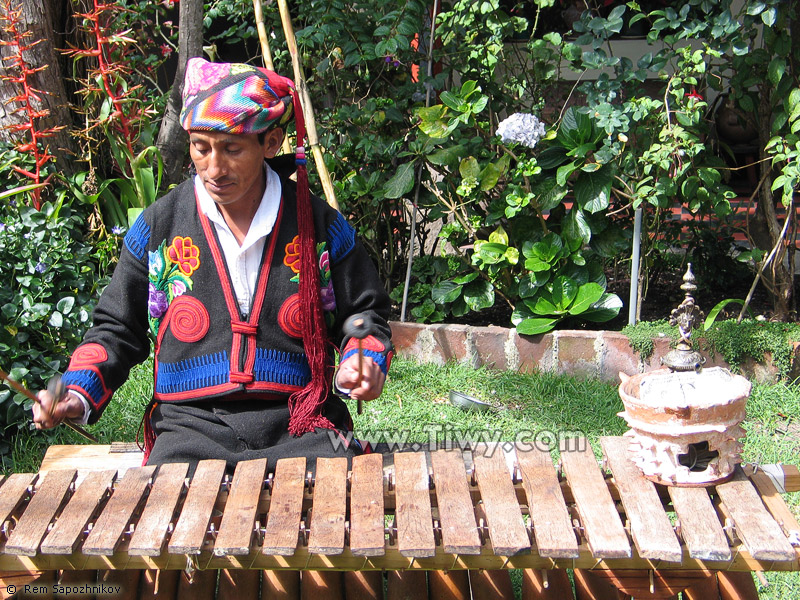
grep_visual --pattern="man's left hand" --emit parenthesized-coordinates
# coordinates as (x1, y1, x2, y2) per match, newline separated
(335, 355, 385, 402)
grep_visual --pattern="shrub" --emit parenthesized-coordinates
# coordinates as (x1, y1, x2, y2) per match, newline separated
(0, 193, 112, 453)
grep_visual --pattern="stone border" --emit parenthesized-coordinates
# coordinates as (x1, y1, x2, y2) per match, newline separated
(390, 321, 797, 384)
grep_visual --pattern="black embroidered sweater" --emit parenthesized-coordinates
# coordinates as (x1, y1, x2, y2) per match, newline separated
(62, 157, 393, 424)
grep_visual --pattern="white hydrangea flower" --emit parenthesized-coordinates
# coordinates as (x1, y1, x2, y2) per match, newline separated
(496, 113, 547, 149)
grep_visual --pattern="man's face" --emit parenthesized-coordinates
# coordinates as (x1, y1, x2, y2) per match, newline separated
(188, 129, 282, 208)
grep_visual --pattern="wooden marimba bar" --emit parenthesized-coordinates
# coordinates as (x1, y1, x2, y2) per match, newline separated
(0, 436, 798, 574)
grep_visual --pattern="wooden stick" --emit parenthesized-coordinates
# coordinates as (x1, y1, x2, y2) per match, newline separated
(253, 0, 293, 156)
(0, 369, 98, 442)
(276, 0, 340, 211)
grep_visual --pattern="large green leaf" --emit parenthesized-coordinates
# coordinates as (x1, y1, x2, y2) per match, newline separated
(568, 282, 605, 315)
(480, 155, 510, 191)
(550, 276, 578, 311)
(439, 90, 463, 111)
(516, 317, 560, 336)
(453, 272, 480, 285)
(426, 146, 467, 167)
(574, 168, 612, 213)
(581, 293, 623, 322)
(463, 279, 494, 311)
(431, 280, 461, 304)
(531, 179, 568, 212)
(416, 105, 450, 138)
(529, 233, 563, 263)
(382, 161, 417, 199)
(556, 161, 580, 186)
(460, 156, 481, 180)
(474, 241, 509, 265)
(536, 146, 569, 169)
(557, 107, 593, 150)
(524, 258, 552, 272)
(531, 296, 559, 315)
(518, 272, 549, 298)
(562, 208, 591, 251)
(489, 225, 509, 245)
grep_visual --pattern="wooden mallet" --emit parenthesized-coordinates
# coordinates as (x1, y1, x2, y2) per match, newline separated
(342, 313, 373, 415)
(0, 369, 97, 442)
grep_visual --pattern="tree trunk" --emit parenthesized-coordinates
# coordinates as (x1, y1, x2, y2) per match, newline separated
(156, 0, 204, 187)
(0, 0, 79, 173)
(753, 80, 794, 320)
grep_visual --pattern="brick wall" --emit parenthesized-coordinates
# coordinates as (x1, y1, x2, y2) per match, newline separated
(389, 321, 797, 384)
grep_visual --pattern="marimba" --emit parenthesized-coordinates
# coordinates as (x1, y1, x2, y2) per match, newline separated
(0, 437, 797, 598)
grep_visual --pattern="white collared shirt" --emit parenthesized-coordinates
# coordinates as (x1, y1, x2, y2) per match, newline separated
(194, 161, 282, 317)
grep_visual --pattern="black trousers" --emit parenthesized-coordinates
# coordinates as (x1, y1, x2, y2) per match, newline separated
(146, 396, 362, 475)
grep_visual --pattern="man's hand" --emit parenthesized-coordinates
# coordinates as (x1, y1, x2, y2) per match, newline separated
(32, 390, 85, 430)
(335, 354, 385, 402)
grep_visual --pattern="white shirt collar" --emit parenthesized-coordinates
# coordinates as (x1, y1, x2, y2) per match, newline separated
(194, 161, 281, 250)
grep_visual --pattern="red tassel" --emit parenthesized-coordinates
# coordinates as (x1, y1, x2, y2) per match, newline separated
(137, 401, 158, 465)
(287, 84, 334, 436)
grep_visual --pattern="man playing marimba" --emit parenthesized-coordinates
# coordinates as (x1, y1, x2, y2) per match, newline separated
(32, 57, 392, 474)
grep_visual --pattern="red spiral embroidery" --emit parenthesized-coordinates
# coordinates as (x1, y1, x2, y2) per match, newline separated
(278, 294, 303, 338)
(69, 343, 108, 369)
(169, 296, 210, 343)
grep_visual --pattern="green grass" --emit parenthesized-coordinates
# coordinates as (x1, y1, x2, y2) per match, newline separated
(4, 356, 799, 599)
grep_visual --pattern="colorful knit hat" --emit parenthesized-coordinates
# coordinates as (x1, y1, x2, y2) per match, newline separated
(180, 58, 294, 134)
(179, 58, 333, 438)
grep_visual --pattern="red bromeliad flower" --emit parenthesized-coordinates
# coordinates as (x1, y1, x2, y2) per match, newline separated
(0, 0, 64, 209)
(63, 0, 152, 178)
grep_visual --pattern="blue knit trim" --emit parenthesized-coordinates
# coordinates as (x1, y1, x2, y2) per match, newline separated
(124, 214, 151, 261)
(156, 351, 230, 394)
(62, 369, 106, 408)
(253, 348, 311, 388)
(327, 213, 356, 264)
(342, 348, 389, 375)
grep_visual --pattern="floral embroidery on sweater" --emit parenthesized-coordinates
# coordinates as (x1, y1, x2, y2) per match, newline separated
(283, 235, 336, 314)
(148, 237, 198, 336)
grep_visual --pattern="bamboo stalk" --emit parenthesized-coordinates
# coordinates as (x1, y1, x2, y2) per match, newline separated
(276, 0, 339, 211)
(253, 0, 293, 156)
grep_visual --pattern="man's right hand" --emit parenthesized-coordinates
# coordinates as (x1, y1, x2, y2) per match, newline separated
(32, 390, 85, 430)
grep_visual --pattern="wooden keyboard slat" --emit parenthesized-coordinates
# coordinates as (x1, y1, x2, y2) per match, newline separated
(307, 457, 347, 555)
(5, 470, 76, 556)
(473, 450, 529, 556)
(668, 485, 731, 561)
(168, 459, 226, 555)
(214, 458, 267, 556)
(560, 439, 631, 559)
(745, 465, 800, 539)
(431, 450, 481, 554)
(82, 466, 156, 555)
(41, 470, 116, 555)
(430, 450, 481, 555)
(516, 446, 579, 558)
(393, 451, 435, 558)
(262, 457, 305, 556)
(349, 453, 385, 557)
(128, 462, 189, 556)
(600, 437, 682, 562)
(716, 467, 796, 561)
(0, 473, 37, 526)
